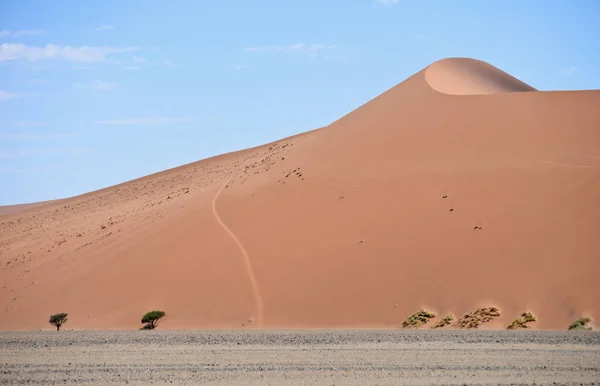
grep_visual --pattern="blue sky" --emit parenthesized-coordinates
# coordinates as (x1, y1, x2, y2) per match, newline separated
(1, 0, 599, 205)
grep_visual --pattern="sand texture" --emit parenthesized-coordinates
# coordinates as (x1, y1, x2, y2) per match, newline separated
(1, 330, 599, 385)
(1, 57, 599, 331)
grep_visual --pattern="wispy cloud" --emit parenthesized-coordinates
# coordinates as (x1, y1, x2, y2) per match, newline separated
(0, 43, 139, 63)
(0, 146, 86, 159)
(96, 117, 192, 125)
(0, 29, 46, 38)
(0, 90, 22, 101)
(244, 43, 339, 59)
(124, 66, 139, 71)
(92, 25, 115, 32)
(0, 166, 58, 174)
(559, 66, 577, 76)
(375, 0, 399, 5)
(234, 64, 248, 70)
(73, 80, 119, 91)
(0, 130, 75, 141)
(126, 56, 176, 68)
(162, 59, 177, 67)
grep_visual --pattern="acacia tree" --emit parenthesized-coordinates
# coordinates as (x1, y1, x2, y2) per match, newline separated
(49, 313, 68, 331)
(141, 310, 166, 330)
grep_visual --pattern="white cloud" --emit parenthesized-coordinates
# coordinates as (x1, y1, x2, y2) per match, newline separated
(0, 166, 58, 173)
(0, 90, 22, 101)
(559, 66, 577, 76)
(0, 43, 139, 63)
(375, 0, 398, 4)
(127, 56, 176, 68)
(0, 29, 45, 38)
(0, 146, 86, 159)
(96, 117, 192, 125)
(74, 80, 119, 91)
(244, 43, 339, 59)
(93, 25, 115, 32)
(0, 131, 75, 141)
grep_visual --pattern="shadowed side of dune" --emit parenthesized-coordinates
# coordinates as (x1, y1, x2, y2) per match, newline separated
(425, 57, 537, 96)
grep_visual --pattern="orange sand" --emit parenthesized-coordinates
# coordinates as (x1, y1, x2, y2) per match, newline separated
(1, 58, 599, 331)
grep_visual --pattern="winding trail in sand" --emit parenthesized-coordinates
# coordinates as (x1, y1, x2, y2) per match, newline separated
(212, 176, 264, 327)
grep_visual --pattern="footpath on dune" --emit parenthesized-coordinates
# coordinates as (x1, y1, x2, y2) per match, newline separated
(0, 57, 599, 331)
(212, 176, 264, 327)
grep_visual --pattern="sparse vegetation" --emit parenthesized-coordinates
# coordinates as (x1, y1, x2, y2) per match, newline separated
(141, 310, 166, 330)
(49, 313, 68, 331)
(568, 317, 593, 331)
(431, 315, 454, 329)
(456, 307, 500, 329)
(401, 310, 436, 328)
(507, 312, 536, 329)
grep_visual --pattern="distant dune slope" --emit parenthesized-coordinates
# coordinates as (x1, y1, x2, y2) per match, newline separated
(0, 200, 61, 216)
(1, 58, 599, 331)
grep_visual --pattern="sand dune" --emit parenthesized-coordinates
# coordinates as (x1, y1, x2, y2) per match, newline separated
(1, 58, 599, 331)
(0, 200, 61, 216)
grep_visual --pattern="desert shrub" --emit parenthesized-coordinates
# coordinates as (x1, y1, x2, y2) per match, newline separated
(456, 307, 500, 329)
(568, 317, 592, 331)
(401, 310, 436, 328)
(141, 310, 166, 330)
(507, 312, 536, 329)
(431, 315, 454, 329)
(49, 313, 68, 331)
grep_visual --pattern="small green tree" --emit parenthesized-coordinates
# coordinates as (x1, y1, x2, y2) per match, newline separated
(49, 313, 68, 331)
(568, 317, 592, 331)
(141, 310, 166, 330)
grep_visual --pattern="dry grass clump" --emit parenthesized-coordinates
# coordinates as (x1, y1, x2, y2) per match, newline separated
(507, 312, 536, 329)
(456, 307, 500, 329)
(568, 317, 593, 331)
(431, 315, 454, 329)
(401, 310, 436, 328)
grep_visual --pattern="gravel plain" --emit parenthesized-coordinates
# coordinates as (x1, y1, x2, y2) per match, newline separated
(1, 330, 599, 385)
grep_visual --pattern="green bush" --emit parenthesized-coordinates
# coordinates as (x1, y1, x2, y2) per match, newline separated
(141, 310, 166, 330)
(49, 313, 68, 331)
(507, 312, 536, 329)
(431, 315, 454, 329)
(568, 317, 592, 331)
(401, 310, 436, 328)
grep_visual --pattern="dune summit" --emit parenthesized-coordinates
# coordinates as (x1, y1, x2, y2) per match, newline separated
(425, 57, 537, 95)
(1, 58, 599, 331)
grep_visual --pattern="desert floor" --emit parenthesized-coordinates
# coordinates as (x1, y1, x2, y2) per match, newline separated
(1, 330, 599, 385)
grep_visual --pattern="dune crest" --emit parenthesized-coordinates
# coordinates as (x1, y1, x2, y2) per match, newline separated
(424, 57, 537, 96)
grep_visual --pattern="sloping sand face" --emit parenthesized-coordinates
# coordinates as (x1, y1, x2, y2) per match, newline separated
(425, 57, 537, 95)
(1, 58, 599, 331)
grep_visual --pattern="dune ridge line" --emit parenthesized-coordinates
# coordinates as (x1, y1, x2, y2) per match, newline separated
(212, 176, 264, 327)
